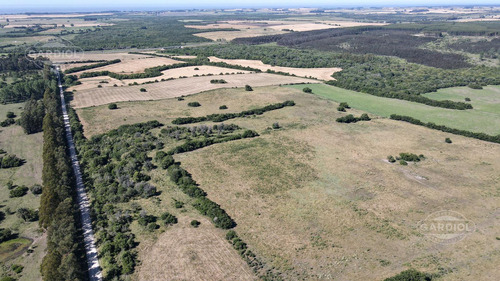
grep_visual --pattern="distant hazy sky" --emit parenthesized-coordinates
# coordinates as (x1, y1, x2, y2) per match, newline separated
(1, 0, 498, 13)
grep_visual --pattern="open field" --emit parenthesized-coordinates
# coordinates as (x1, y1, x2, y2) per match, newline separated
(287, 84, 500, 135)
(208, 57, 341, 80)
(70, 65, 252, 90)
(70, 73, 315, 108)
(137, 217, 256, 281)
(77, 85, 500, 280)
(0, 103, 45, 281)
(192, 28, 286, 41)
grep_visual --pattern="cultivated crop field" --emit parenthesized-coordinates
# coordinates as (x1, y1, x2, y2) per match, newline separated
(289, 84, 500, 135)
(76, 85, 500, 281)
(70, 73, 315, 108)
(71, 56, 182, 75)
(208, 57, 341, 80)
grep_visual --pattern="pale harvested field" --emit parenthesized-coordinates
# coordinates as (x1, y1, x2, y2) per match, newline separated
(192, 28, 286, 41)
(71, 73, 314, 108)
(43, 51, 150, 64)
(78, 85, 500, 280)
(137, 217, 256, 281)
(172, 55, 198, 59)
(70, 65, 252, 91)
(209, 56, 341, 80)
(71, 56, 182, 76)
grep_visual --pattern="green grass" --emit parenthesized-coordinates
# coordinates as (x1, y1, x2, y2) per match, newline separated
(0, 238, 32, 262)
(287, 84, 500, 135)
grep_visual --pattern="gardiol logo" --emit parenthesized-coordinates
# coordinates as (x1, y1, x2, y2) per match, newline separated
(25, 37, 85, 68)
(418, 210, 476, 244)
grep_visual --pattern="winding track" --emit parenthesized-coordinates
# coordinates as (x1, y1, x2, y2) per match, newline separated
(56, 67, 103, 281)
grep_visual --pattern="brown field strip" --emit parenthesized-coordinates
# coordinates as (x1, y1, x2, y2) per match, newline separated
(71, 73, 315, 108)
(208, 56, 341, 80)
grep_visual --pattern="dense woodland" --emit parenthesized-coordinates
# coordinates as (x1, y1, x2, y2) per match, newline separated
(234, 27, 471, 68)
(70, 17, 234, 50)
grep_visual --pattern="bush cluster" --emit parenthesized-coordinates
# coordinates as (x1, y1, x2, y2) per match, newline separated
(172, 100, 295, 125)
(336, 113, 370, 123)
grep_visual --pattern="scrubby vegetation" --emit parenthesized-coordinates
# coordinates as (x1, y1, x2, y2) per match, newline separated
(172, 100, 295, 124)
(390, 114, 500, 144)
(187, 101, 201, 107)
(64, 59, 121, 74)
(384, 269, 435, 281)
(210, 79, 227, 84)
(336, 113, 370, 123)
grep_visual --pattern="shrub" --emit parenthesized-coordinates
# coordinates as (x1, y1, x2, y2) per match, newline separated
(445, 137, 452, 143)
(359, 113, 371, 121)
(272, 122, 280, 129)
(226, 230, 237, 241)
(399, 153, 422, 162)
(108, 103, 118, 110)
(387, 155, 396, 163)
(97, 84, 102, 88)
(0, 154, 24, 168)
(0, 228, 14, 243)
(161, 155, 175, 169)
(465, 97, 471, 102)
(336, 114, 357, 123)
(17, 208, 38, 222)
(188, 102, 201, 107)
(384, 269, 434, 281)
(9, 186, 28, 198)
(337, 106, 346, 112)
(11, 264, 23, 274)
(6, 112, 15, 118)
(140, 88, 147, 92)
(190, 220, 200, 227)
(174, 200, 184, 209)
(302, 87, 312, 93)
(245, 85, 253, 91)
(210, 79, 227, 84)
(177, 97, 184, 101)
(30, 184, 42, 195)
(468, 84, 483, 89)
(6, 180, 13, 190)
(161, 212, 178, 225)
(0, 277, 16, 281)
(400, 160, 408, 166)
(219, 105, 228, 110)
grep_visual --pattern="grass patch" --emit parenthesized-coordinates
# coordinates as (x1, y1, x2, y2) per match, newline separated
(287, 84, 500, 135)
(0, 238, 32, 262)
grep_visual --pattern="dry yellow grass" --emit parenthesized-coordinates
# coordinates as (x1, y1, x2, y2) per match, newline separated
(192, 28, 286, 41)
(70, 73, 315, 108)
(208, 56, 341, 80)
(136, 217, 256, 281)
(76, 86, 500, 280)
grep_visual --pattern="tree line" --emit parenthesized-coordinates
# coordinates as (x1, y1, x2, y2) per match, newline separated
(172, 100, 296, 125)
(39, 73, 87, 280)
(390, 114, 500, 144)
(63, 59, 121, 74)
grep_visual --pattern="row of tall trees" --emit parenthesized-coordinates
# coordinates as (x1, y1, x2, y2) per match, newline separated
(39, 74, 87, 280)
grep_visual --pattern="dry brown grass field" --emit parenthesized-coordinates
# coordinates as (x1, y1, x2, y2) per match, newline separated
(70, 73, 315, 108)
(208, 56, 341, 80)
(77, 86, 500, 280)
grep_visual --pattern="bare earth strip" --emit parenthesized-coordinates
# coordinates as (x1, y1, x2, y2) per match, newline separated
(137, 218, 256, 281)
(208, 56, 341, 81)
(71, 73, 315, 108)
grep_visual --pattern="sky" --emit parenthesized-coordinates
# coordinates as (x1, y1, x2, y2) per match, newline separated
(1, 0, 498, 13)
